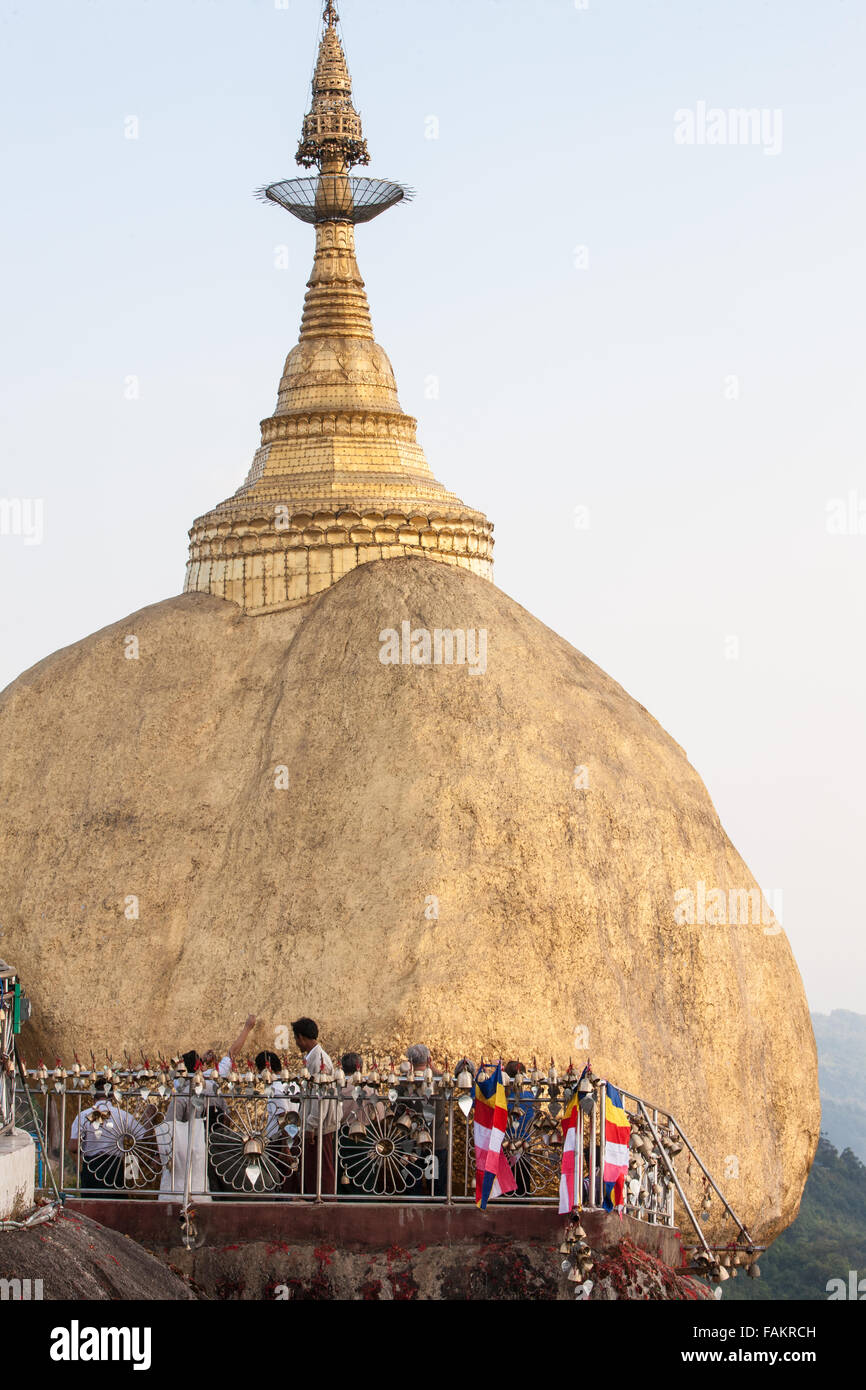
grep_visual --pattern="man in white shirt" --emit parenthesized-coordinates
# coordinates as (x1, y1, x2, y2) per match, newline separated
(288, 1016, 337, 1196)
(70, 1087, 147, 1195)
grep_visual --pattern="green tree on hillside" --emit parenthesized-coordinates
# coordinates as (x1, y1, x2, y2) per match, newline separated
(725, 1135, 866, 1301)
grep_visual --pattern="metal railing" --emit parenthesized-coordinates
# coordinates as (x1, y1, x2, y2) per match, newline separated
(17, 1066, 567, 1206)
(14, 1060, 762, 1277)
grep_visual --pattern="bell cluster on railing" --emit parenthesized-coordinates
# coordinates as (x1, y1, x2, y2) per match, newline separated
(559, 1213, 595, 1300)
(19, 1053, 596, 1105)
(689, 1245, 762, 1283)
(626, 1111, 679, 1214)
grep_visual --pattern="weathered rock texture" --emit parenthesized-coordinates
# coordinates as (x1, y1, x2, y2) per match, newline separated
(0, 1207, 197, 1300)
(0, 555, 818, 1243)
(155, 1232, 710, 1302)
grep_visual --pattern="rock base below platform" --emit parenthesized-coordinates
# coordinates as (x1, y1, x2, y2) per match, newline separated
(0, 1207, 198, 1300)
(58, 1201, 712, 1300)
(161, 1231, 712, 1301)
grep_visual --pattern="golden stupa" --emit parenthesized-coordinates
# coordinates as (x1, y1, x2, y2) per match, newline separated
(0, 2, 817, 1244)
(185, 2, 492, 613)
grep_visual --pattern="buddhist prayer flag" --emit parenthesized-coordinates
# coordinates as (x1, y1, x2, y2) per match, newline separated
(473, 1062, 517, 1209)
(602, 1083, 630, 1212)
(558, 1078, 583, 1214)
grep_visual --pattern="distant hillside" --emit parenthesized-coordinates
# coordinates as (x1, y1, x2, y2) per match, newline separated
(811, 1010, 866, 1163)
(724, 1135, 866, 1300)
(723, 1009, 866, 1301)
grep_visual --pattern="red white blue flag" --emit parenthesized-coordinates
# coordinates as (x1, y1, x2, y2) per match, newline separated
(602, 1083, 630, 1212)
(473, 1062, 517, 1209)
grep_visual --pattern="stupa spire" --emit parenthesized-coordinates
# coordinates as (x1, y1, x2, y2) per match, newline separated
(297, 2, 369, 173)
(184, 2, 493, 614)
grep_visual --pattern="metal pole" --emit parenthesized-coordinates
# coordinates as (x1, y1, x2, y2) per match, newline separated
(572, 1095, 579, 1210)
(598, 1082, 607, 1206)
(299, 1095, 306, 1195)
(446, 1093, 454, 1205)
(650, 1107, 659, 1224)
(16, 1060, 62, 1202)
(333, 1096, 340, 1201)
(315, 1089, 324, 1203)
(577, 1105, 585, 1209)
(59, 1087, 67, 1191)
(166, 1098, 174, 1194)
(181, 1076, 196, 1219)
(75, 1093, 82, 1191)
(588, 1091, 597, 1208)
(670, 1116, 755, 1244)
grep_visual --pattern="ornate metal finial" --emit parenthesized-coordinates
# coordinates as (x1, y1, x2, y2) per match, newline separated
(297, 1, 369, 170)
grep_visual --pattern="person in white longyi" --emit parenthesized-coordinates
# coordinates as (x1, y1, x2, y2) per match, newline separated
(156, 1015, 257, 1201)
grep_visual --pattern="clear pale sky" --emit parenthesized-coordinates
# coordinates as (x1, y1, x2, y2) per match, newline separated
(1, 0, 863, 1012)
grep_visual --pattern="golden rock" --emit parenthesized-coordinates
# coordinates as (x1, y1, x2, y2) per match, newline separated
(0, 557, 816, 1241)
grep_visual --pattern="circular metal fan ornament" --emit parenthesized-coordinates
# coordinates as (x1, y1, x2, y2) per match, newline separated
(256, 175, 412, 225)
(209, 1099, 299, 1191)
(83, 1106, 163, 1188)
(501, 1108, 561, 1196)
(338, 1110, 426, 1195)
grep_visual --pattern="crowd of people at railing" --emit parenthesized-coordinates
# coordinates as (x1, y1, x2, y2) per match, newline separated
(54, 1015, 552, 1200)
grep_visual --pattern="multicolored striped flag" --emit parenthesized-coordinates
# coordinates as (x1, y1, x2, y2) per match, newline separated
(558, 1081, 582, 1213)
(474, 1062, 517, 1209)
(602, 1083, 630, 1212)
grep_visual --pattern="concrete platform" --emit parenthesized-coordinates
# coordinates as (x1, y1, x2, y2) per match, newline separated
(0, 1129, 35, 1221)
